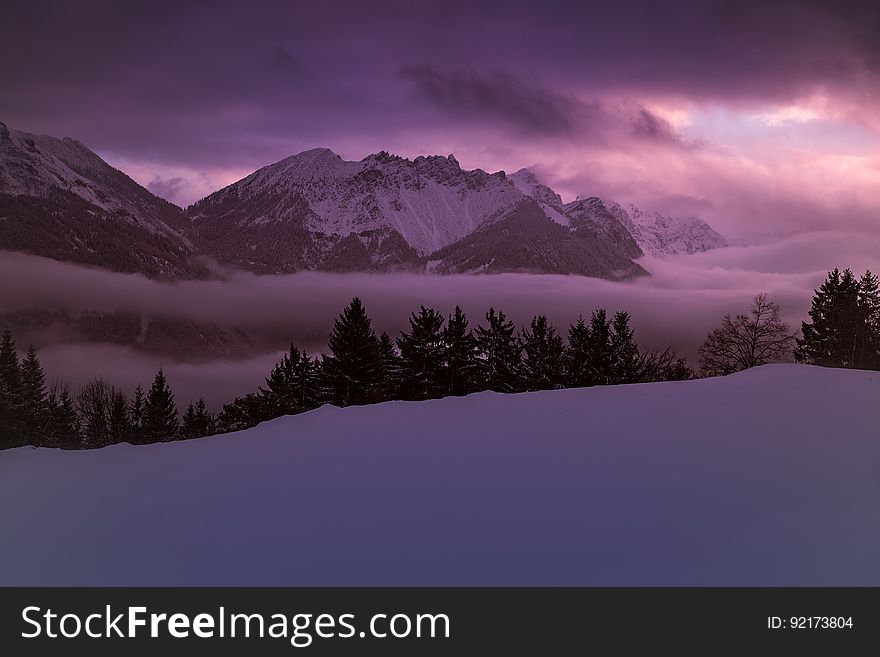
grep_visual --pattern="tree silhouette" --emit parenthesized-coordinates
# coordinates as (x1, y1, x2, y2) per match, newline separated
(700, 294, 794, 376)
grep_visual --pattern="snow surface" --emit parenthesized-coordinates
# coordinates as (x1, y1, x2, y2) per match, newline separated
(210, 150, 524, 255)
(3, 364, 878, 586)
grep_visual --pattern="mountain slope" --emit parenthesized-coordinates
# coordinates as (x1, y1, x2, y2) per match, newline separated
(0, 121, 202, 278)
(603, 199, 728, 256)
(2, 365, 878, 585)
(562, 196, 643, 259)
(0, 121, 725, 278)
(187, 149, 521, 272)
(428, 200, 647, 279)
(188, 153, 647, 279)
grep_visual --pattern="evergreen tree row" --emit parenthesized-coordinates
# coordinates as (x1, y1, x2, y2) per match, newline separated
(0, 327, 214, 450)
(1, 297, 696, 450)
(215, 298, 692, 433)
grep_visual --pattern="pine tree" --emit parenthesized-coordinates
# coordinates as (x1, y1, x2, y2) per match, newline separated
(129, 384, 145, 444)
(217, 393, 267, 433)
(520, 315, 565, 391)
(475, 308, 521, 393)
(609, 311, 640, 384)
(181, 402, 198, 439)
(0, 327, 22, 448)
(260, 345, 320, 417)
(442, 306, 479, 396)
(181, 399, 215, 439)
(796, 269, 863, 368)
(587, 308, 613, 385)
(321, 297, 383, 406)
(19, 344, 48, 444)
(108, 389, 130, 444)
(180, 398, 215, 439)
(397, 306, 445, 400)
(565, 316, 592, 387)
(376, 332, 400, 401)
(290, 349, 320, 409)
(193, 398, 214, 437)
(856, 270, 880, 369)
(142, 369, 178, 442)
(47, 382, 80, 449)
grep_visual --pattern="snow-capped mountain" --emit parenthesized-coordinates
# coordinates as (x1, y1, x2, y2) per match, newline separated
(0, 121, 201, 278)
(601, 199, 728, 256)
(188, 152, 647, 279)
(188, 149, 522, 263)
(0, 121, 726, 279)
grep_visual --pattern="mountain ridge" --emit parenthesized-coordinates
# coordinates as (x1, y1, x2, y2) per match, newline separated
(0, 121, 727, 280)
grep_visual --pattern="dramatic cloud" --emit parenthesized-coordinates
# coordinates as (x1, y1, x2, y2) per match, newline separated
(400, 67, 577, 136)
(2, 0, 880, 230)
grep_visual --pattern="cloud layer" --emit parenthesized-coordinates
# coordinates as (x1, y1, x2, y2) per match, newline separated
(3, 224, 879, 406)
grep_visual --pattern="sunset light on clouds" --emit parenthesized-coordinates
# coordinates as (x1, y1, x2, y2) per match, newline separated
(1, 0, 878, 246)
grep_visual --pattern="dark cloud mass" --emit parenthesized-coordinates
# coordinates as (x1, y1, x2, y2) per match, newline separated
(400, 66, 576, 135)
(2, 0, 879, 157)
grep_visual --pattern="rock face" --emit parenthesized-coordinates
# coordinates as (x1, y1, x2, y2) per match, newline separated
(0, 121, 203, 278)
(0, 121, 727, 280)
(601, 199, 728, 256)
(427, 200, 647, 280)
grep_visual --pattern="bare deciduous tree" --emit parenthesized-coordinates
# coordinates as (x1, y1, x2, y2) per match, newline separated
(698, 294, 795, 376)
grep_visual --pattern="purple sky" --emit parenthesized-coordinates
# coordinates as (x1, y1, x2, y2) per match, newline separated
(3, 0, 880, 239)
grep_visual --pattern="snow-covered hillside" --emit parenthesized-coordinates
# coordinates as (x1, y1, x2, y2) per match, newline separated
(187, 153, 654, 278)
(190, 149, 523, 257)
(2, 364, 878, 586)
(0, 121, 202, 278)
(0, 120, 728, 279)
(603, 199, 728, 256)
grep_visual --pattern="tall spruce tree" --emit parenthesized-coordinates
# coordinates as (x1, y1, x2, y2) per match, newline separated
(397, 306, 446, 400)
(475, 308, 521, 393)
(376, 332, 400, 401)
(857, 270, 880, 369)
(142, 369, 178, 442)
(181, 402, 198, 439)
(796, 269, 864, 368)
(442, 306, 479, 396)
(108, 389, 130, 444)
(181, 398, 214, 439)
(0, 327, 22, 448)
(128, 384, 145, 444)
(19, 345, 48, 444)
(321, 297, 383, 406)
(261, 345, 320, 417)
(587, 308, 613, 385)
(47, 382, 79, 448)
(217, 393, 267, 433)
(609, 311, 640, 384)
(565, 316, 592, 387)
(520, 315, 565, 391)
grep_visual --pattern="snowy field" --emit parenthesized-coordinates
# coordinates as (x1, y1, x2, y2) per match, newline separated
(2, 364, 879, 586)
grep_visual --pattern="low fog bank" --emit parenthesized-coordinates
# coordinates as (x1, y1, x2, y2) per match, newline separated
(1, 229, 877, 408)
(36, 344, 280, 411)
